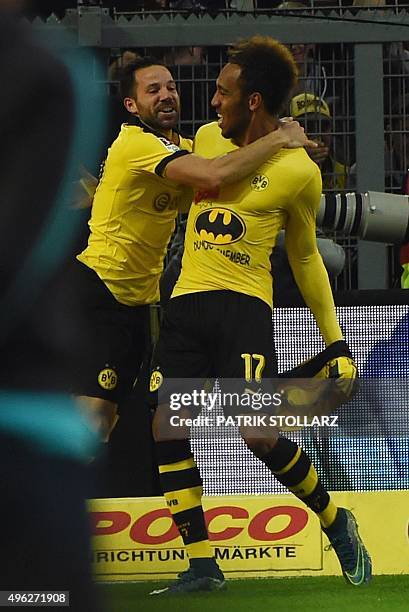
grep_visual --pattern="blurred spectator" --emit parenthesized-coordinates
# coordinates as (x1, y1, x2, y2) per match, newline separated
(167, 0, 225, 9)
(23, 0, 75, 19)
(352, 0, 385, 6)
(163, 46, 205, 65)
(384, 42, 409, 129)
(385, 95, 409, 288)
(228, 0, 253, 10)
(389, 42, 409, 76)
(277, 6, 328, 99)
(0, 2, 102, 608)
(290, 92, 349, 190)
(386, 94, 409, 191)
(290, 41, 328, 100)
(108, 48, 141, 84)
(144, 0, 168, 9)
(347, 91, 409, 288)
(163, 46, 207, 137)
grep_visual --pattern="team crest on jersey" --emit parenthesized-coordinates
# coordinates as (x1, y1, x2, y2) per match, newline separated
(251, 174, 269, 191)
(150, 370, 164, 392)
(158, 136, 180, 153)
(98, 367, 118, 390)
(194, 207, 245, 245)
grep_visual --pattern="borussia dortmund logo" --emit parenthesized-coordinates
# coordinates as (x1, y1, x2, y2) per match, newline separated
(98, 367, 118, 390)
(150, 370, 164, 392)
(251, 174, 269, 191)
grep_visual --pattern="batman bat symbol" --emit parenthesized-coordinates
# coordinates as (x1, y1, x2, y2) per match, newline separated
(194, 207, 246, 245)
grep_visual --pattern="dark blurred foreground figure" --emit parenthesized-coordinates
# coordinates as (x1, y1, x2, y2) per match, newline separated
(0, 3, 101, 610)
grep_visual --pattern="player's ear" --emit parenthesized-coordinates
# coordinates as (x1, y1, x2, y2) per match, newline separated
(124, 96, 138, 114)
(248, 92, 262, 112)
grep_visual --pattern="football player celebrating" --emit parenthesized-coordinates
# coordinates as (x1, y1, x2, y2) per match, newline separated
(150, 36, 371, 594)
(72, 57, 313, 444)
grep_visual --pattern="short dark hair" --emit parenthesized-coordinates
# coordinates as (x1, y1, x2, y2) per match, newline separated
(228, 36, 298, 116)
(119, 57, 168, 99)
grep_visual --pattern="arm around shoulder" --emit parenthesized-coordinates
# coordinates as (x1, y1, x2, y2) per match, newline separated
(163, 121, 313, 191)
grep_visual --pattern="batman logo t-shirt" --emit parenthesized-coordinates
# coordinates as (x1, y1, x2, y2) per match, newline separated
(172, 121, 322, 309)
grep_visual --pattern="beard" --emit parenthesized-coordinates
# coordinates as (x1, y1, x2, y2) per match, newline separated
(222, 109, 252, 144)
(139, 107, 180, 134)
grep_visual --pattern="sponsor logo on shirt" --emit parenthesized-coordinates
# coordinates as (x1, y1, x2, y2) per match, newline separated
(158, 137, 180, 153)
(153, 193, 180, 212)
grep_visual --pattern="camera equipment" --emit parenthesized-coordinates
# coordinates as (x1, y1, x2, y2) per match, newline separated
(317, 191, 409, 244)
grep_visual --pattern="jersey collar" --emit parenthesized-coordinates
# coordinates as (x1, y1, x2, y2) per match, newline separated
(127, 115, 182, 146)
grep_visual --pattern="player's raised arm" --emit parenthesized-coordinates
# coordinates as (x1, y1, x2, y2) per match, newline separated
(163, 119, 316, 191)
(284, 168, 343, 346)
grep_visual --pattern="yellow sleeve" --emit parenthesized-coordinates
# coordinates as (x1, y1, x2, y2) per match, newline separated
(127, 132, 190, 176)
(284, 169, 343, 345)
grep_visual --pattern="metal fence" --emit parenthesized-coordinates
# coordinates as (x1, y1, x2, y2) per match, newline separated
(120, 40, 406, 290)
(32, 7, 409, 289)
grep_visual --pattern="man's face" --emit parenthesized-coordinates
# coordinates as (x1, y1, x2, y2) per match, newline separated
(211, 63, 252, 141)
(127, 65, 180, 133)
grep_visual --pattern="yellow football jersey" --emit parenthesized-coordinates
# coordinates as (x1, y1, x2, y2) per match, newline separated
(173, 121, 342, 346)
(77, 119, 193, 306)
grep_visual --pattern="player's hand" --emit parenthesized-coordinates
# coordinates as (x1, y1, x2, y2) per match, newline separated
(278, 117, 318, 149)
(313, 339, 358, 403)
(326, 353, 358, 401)
(71, 165, 98, 209)
(276, 340, 358, 430)
(305, 139, 329, 166)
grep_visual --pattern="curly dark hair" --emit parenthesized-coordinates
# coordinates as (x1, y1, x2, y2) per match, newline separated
(228, 36, 298, 116)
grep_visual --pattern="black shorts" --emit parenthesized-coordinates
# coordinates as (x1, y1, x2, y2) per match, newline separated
(150, 290, 278, 389)
(70, 260, 150, 403)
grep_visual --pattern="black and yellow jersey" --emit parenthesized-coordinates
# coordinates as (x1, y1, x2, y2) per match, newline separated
(77, 118, 193, 306)
(173, 121, 342, 345)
